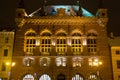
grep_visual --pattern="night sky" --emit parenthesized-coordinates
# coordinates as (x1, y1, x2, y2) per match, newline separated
(0, 0, 120, 36)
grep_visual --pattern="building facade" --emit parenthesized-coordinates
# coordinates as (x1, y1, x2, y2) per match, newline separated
(11, 0, 113, 80)
(108, 36, 120, 80)
(0, 30, 14, 80)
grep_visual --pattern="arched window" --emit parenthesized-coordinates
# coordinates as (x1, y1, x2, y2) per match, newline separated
(39, 74, 51, 80)
(41, 32, 51, 55)
(88, 74, 99, 80)
(23, 74, 34, 80)
(56, 32, 67, 55)
(24, 32, 36, 54)
(57, 74, 66, 80)
(72, 74, 84, 80)
(71, 32, 82, 55)
(87, 32, 97, 53)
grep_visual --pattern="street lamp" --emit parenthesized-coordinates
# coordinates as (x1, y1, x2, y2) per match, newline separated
(6, 62, 16, 80)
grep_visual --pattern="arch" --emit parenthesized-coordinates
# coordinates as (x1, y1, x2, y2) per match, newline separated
(39, 74, 51, 80)
(87, 29, 98, 36)
(55, 29, 67, 36)
(23, 74, 34, 80)
(57, 74, 66, 80)
(25, 29, 37, 36)
(41, 32, 52, 36)
(40, 29, 52, 36)
(72, 73, 84, 80)
(71, 29, 83, 36)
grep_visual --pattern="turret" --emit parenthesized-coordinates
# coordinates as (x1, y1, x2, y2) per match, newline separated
(16, 0, 27, 17)
(97, 0, 107, 18)
(39, 0, 47, 16)
(76, 0, 83, 16)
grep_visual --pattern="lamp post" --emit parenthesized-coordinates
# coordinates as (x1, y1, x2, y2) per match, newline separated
(6, 62, 16, 80)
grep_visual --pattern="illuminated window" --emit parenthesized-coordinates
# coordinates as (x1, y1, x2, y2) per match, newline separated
(88, 74, 98, 80)
(117, 60, 120, 69)
(40, 57, 50, 66)
(72, 57, 82, 67)
(24, 32, 36, 54)
(41, 32, 51, 55)
(23, 74, 34, 80)
(56, 57, 66, 67)
(39, 74, 51, 80)
(71, 33, 82, 55)
(89, 58, 102, 67)
(23, 57, 34, 67)
(56, 32, 67, 55)
(87, 32, 97, 53)
(72, 74, 84, 80)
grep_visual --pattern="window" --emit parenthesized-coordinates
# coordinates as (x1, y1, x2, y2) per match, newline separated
(40, 57, 50, 66)
(87, 32, 97, 53)
(23, 74, 34, 80)
(72, 74, 84, 80)
(88, 58, 102, 67)
(88, 74, 98, 80)
(23, 57, 34, 67)
(5, 37, 9, 43)
(56, 32, 67, 55)
(1, 63, 6, 71)
(116, 50, 120, 55)
(117, 60, 120, 69)
(56, 57, 66, 67)
(41, 32, 51, 55)
(71, 32, 82, 55)
(4, 49, 8, 56)
(39, 74, 51, 80)
(24, 32, 36, 54)
(72, 57, 82, 67)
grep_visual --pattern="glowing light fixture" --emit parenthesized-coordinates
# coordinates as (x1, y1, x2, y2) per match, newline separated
(67, 36, 71, 46)
(36, 36, 40, 46)
(82, 35, 87, 46)
(6, 62, 10, 66)
(52, 37, 56, 46)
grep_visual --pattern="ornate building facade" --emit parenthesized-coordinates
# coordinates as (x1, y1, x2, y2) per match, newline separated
(108, 35, 120, 80)
(0, 30, 14, 80)
(11, 0, 113, 80)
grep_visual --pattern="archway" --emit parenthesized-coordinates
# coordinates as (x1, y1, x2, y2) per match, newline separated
(39, 74, 51, 80)
(72, 74, 84, 80)
(57, 74, 66, 80)
(23, 74, 34, 80)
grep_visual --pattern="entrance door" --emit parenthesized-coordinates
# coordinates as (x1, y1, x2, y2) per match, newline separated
(57, 74, 66, 80)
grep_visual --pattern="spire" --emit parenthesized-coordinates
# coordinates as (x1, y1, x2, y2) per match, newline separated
(18, 0, 25, 8)
(76, 0, 83, 16)
(98, 0, 105, 8)
(39, 0, 47, 16)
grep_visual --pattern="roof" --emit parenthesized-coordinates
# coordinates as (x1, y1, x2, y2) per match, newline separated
(108, 37, 120, 46)
(28, 5, 95, 17)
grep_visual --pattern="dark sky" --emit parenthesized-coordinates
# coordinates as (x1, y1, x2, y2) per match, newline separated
(0, 0, 120, 36)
